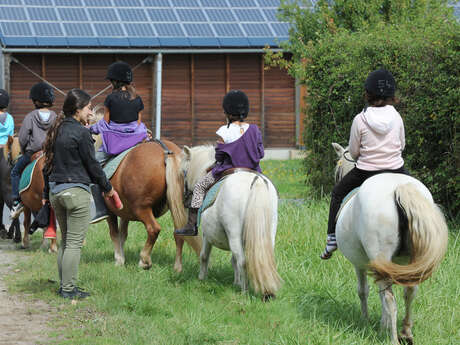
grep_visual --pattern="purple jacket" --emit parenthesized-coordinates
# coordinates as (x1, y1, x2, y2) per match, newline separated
(212, 124, 264, 178)
(90, 119, 147, 155)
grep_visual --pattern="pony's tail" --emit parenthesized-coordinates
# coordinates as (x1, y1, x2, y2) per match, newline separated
(244, 176, 282, 296)
(370, 183, 448, 286)
(165, 153, 187, 229)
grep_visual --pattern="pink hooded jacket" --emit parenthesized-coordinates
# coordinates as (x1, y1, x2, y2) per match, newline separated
(348, 105, 405, 171)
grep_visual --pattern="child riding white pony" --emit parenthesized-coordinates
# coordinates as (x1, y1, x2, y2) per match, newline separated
(332, 142, 448, 345)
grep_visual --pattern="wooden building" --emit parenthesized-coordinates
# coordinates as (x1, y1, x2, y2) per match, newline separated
(0, 0, 304, 148)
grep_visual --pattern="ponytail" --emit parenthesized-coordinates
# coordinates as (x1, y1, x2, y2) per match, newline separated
(110, 80, 137, 100)
(43, 113, 64, 175)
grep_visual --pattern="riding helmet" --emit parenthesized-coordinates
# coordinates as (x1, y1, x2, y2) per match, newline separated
(106, 61, 133, 83)
(222, 90, 249, 119)
(0, 89, 9, 109)
(365, 69, 396, 98)
(29, 82, 55, 103)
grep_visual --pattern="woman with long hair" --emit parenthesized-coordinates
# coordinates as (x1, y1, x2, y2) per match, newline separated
(43, 88, 114, 299)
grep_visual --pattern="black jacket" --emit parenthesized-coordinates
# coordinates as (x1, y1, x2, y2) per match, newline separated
(43, 117, 112, 199)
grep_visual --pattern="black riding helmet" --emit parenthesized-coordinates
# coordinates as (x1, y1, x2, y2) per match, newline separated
(106, 61, 133, 83)
(29, 82, 55, 103)
(0, 89, 9, 109)
(222, 90, 249, 124)
(365, 69, 396, 98)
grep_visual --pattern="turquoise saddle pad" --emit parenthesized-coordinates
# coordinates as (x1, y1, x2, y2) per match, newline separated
(19, 159, 39, 194)
(103, 146, 136, 180)
(197, 179, 225, 227)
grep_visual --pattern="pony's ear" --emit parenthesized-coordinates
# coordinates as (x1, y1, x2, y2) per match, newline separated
(332, 142, 344, 157)
(183, 145, 191, 158)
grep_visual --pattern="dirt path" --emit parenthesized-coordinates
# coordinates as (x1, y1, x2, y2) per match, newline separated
(0, 240, 55, 345)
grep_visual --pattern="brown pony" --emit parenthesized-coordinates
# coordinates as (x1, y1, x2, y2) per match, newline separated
(104, 140, 201, 271)
(5, 136, 57, 252)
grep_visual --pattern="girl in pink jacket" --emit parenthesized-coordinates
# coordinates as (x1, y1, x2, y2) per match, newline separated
(321, 69, 410, 260)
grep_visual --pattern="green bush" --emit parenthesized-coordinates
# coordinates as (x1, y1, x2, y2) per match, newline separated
(267, 1, 459, 218)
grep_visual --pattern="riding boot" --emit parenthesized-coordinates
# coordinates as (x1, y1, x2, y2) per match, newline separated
(43, 207, 57, 239)
(174, 208, 199, 236)
(90, 184, 109, 224)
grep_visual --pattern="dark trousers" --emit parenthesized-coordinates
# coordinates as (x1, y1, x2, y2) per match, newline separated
(11, 153, 32, 201)
(327, 166, 410, 234)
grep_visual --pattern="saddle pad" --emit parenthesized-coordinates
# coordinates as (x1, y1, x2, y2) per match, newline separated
(336, 187, 359, 221)
(19, 158, 40, 194)
(103, 146, 136, 180)
(197, 179, 225, 227)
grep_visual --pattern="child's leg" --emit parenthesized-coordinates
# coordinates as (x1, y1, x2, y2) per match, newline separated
(10, 153, 31, 202)
(190, 171, 216, 209)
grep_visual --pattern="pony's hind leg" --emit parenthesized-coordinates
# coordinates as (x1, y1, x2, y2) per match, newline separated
(137, 209, 161, 270)
(173, 234, 184, 273)
(198, 237, 212, 280)
(21, 208, 31, 248)
(377, 279, 399, 345)
(228, 237, 247, 292)
(107, 215, 125, 266)
(355, 267, 369, 319)
(399, 286, 417, 345)
(231, 254, 240, 286)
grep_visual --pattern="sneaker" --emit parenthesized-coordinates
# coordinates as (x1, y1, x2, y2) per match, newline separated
(59, 287, 90, 300)
(10, 201, 23, 219)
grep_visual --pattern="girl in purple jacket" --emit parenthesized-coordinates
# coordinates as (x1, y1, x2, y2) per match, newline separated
(175, 90, 264, 236)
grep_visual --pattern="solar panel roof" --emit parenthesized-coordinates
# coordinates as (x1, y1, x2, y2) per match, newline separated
(0, 0, 293, 48)
(0, 1, 458, 49)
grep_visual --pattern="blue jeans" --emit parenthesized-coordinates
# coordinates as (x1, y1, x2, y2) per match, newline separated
(11, 153, 31, 201)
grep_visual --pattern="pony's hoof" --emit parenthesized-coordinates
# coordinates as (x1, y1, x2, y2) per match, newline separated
(138, 260, 152, 270)
(173, 264, 183, 273)
(262, 293, 275, 302)
(114, 260, 125, 267)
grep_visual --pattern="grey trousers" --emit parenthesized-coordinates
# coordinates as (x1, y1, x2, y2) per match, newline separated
(50, 187, 91, 293)
(190, 171, 216, 209)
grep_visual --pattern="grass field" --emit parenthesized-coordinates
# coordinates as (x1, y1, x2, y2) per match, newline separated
(5, 160, 460, 345)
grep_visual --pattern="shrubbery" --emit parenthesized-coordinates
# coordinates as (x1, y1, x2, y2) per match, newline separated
(267, 0, 459, 218)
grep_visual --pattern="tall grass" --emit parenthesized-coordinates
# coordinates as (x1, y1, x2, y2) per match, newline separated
(4, 160, 459, 345)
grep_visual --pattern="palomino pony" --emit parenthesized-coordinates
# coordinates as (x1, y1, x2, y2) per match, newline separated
(181, 145, 281, 298)
(5, 136, 57, 252)
(331, 142, 448, 345)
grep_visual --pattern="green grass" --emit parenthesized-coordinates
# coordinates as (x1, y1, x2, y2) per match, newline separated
(4, 160, 460, 345)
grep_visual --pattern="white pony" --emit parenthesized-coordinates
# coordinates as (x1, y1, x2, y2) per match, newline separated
(331, 142, 448, 345)
(181, 145, 282, 299)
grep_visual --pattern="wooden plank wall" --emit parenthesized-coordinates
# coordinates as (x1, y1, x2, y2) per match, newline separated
(8, 53, 296, 148)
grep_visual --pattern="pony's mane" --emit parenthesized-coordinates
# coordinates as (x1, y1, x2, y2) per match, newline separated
(183, 144, 215, 188)
(89, 103, 105, 125)
(335, 146, 355, 182)
(4, 136, 21, 162)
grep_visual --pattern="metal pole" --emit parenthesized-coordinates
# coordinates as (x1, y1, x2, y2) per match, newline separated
(155, 53, 163, 139)
(0, 49, 4, 90)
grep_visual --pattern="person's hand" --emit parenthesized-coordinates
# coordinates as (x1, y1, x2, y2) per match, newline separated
(42, 199, 48, 205)
(104, 188, 115, 198)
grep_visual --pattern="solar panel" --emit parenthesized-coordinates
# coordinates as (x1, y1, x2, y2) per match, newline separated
(146, 9, 178, 22)
(206, 9, 236, 22)
(142, 0, 170, 6)
(0, 6, 25, 20)
(88, 8, 119, 22)
(259, 0, 280, 6)
(124, 23, 155, 36)
(234, 9, 264, 22)
(212, 23, 244, 37)
(84, 0, 112, 7)
(0, 0, 23, 5)
(58, 8, 89, 22)
(33, 22, 64, 36)
(113, 0, 142, 7)
(28, 7, 58, 21)
(270, 22, 289, 36)
(171, 0, 200, 7)
(63, 22, 94, 36)
(118, 8, 149, 22)
(55, 0, 83, 6)
(263, 9, 278, 21)
(228, 0, 257, 7)
(183, 23, 214, 37)
(0, 21, 32, 36)
(201, 0, 228, 7)
(24, 0, 54, 5)
(242, 23, 272, 36)
(154, 23, 185, 36)
(94, 23, 125, 36)
(177, 9, 207, 22)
